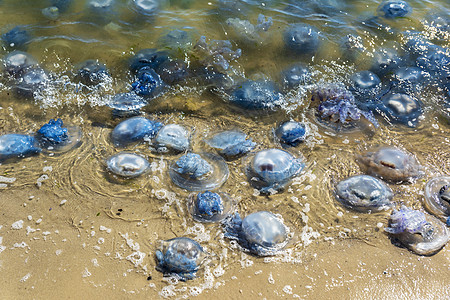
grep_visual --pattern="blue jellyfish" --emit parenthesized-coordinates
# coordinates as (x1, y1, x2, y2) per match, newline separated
(275, 121, 307, 147)
(156, 237, 206, 280)
(111, 117, 163, 147)
(370, 48, 403, 78)
(377, 1, 412, 19)
(131, 67, 166, 98)
(2, 26, 31, 49)
(3, 51, 38, 78)
(107, 92, 147, 118)
(372, 92, 423, 127)
(15, 67, 48, 97)
(155, 60, 189, 85)
(187, 191, 235, 223)
(283, 24, 320, 56)
(74, 60, 109, 86)
(280, 63, 311, 91)
(129, 49, 170, 74)
(205, 130, 256, 159)
(153, 124, 190, 153)
(105, 152, 150, 178)
(37, 119, 82, 152)
(229, 80, 281, 110)
(0, 134, 41, 162)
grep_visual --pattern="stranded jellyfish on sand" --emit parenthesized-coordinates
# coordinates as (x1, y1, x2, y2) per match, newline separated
(335, 175, 394, 212)
(223, 211, 289, 256)
(105, 152, 150, 178)
(153, 124, 190, 153)
(111, 117, 163, 147)
(356, 147, 423, 183)
(37, 118, 82, 153)
(246, 148, 304, 193)
(169, 153, 229, 191)
(156, 237, 207, 281)
(424, 176, 450, 225)
(0, 134, 41, 162)
(205, 130, 256, 159)
(386, 206, 449, 255)
(275, 121, 307, 147)
(187, 191, 235, 223)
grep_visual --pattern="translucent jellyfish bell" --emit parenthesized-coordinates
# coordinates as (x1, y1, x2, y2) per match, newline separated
(155, 237, 206, 280)
(205, 130, 256, 159)
(105, 152, 150, 178)
(187, 191, 235, 223)
(275, 121, 307, 147)
(111, 117, 162, 147)
(153, 124, 190, 153)
(0, 134, 41, 162)
(107, 92, 147, 118)
(169, 153, 229, 191)
(37, 119, 82, 153)
(424, 176, 450, 225)
(223, 211, 289, 256)
(386, 206, 449, 255)
(335, 175, 394, 212)
(247, 149, 304, 193)
(356, 147, 423, 183)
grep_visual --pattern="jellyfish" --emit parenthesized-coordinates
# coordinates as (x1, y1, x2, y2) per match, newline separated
(229, 80, 282, 110)
(169, 153, 229, 191)
(155, 237, 206, 280)
(377, 0, 412, 19)
(280, 63, 311, 91)
(424, 176, 450, 225)
(335, 175, 394, 212)
(187, 191, 235, 223)
(15, 67, 48, 97)
(0, 134, 41, 162)
(372, 92, 423, 127)
(283, 23, 320, 56)
(131, 67, 166, 98)
(153, 124, 190, 153)
(105, 152, 150, 178)
(3, 51, 38, 78)
(275, 121, 307, 147)
(2, 26, 31, 49)
(37, 119, 82, 153)
(223, 211, 289, 256)
(107, 92, 147, 118)
(247, 149, 304, 193)
(129, 49, 169, 74)
(111, 117, 163, 147)
(74, 60, 110, 86)
(386, 206, 449, 255)
(205, 130, 256, 159)
(356, 147, 423, 183)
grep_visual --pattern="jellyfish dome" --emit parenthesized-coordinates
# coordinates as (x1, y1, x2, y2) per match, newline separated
(424, 176, 450, 225)
(105, 152, 150, 178)
(187, 191, 235, 223)
(37, 119, 82, 153)
(0, 134, 41, 162)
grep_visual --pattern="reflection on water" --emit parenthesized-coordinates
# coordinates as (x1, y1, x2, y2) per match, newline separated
(0, 0, 449, 298)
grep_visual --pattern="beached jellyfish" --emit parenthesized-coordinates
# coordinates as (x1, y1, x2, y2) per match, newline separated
(275, 121, 307, 147)
(223, 211, 289, 256)
(131, 67, 165, 98)
(36, 118, 82, 152)
(129, 49, 169, 74)
(107, 92, 147, 118)
(386, 206, 449, 255)
(311, 86, 379, 130)
(247, 149, 304, 193)
(335, 175, 394, 212)
(2, 26, 31, 49)
(158, 29, 193, 52)
(105, 152, 150, 178)
(169, 153, 229, 191)
(156, 237, 206, 280)
(15, 67, 48, 97)
(111, 117, 163, 147)
(153, 124, 190, 153)
(193, 36, 241, 72)
(74, 60, 109, 86)
(370, 48, 402, 78)
(280, 63, 311, 91)
(2, 51, 38, 77)
(283, 24, 320, 56)
(373, 92, 423, 127)
(0, 134, 41, 162)
(187, 191, 235, 223)
(155, 60, 189, 85)
(424, 176, 450, 225)
(377, 1, 412, 19)
(356, 147, 423, 183)
(229, 80, 281, 110)
(205, 130, 256, 159)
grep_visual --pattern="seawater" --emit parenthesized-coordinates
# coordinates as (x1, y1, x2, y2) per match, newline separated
(0, 0, 449, 299)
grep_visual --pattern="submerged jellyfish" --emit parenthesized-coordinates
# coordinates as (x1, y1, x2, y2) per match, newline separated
(356, 147, 423, 183)
(370, 48, 402, 78)
(223, 211, 289, 256)
(416, 47, 450, 82)
(0, 134, 41, 162)
(283, 23, 320, 56)
(74, 60, 109, 86)
(2, 26, 31, 49)
(169, 153, 229, 191)
(275, 121, 307, 147)
(105, 152, 150, 178)
(424, 176, 450, 225)
(335, 175, 394, 212)
(229, 80, 281, 110)
(3, 51, 38, 77)
(131, 67, 165, 98)
(130, 0, 165, 16)
(372, 92, 423, 127)
(392, 67, 424, 93)
(311, 86, 379, 130)
(155, 60, 189, 85)
(386, 206, 449, 255)
(37, 119, 82, 152)
(107, 92, 147, 118)
(280, 63, 311, 91)
(226, 14, 273, 44)
(187, 191, 235, 223)
(340, 34, 365, 62)
(377, 1, 412, 19)
(111, 117, 163, 147)
(193, 36, 241, 72)
(155, 237, 206, 280)
(247, 149, 304, 193)
(129, 49, 169, 74)
(15, 67, 48, 97)
(205, 130, 256, 159)
(153, 124, 190, 153)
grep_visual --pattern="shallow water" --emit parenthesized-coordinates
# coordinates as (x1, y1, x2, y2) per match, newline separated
(0, 0, 449, 299)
